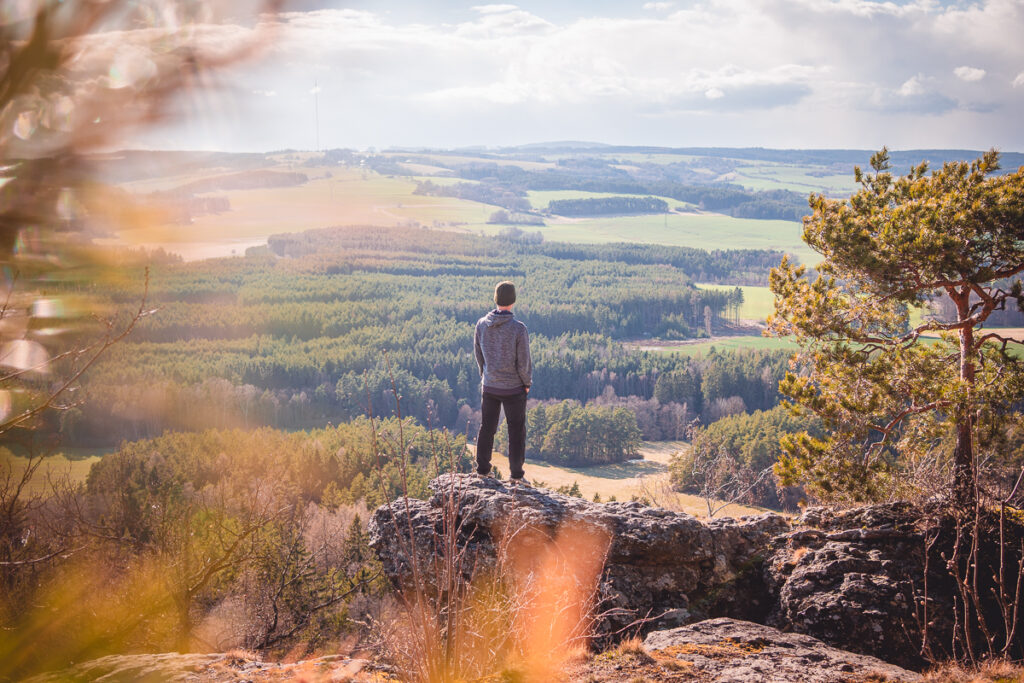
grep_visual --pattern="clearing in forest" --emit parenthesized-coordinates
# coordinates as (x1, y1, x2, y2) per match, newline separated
(482, 441, 765, 518)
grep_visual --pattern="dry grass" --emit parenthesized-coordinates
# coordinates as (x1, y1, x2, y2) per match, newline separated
(790, 546, 811, 563)
(484, 442, 765, 518)
(607, 637, 655, 665)
(921, 659, 1024, 682)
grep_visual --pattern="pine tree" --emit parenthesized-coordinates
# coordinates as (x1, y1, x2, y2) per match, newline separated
(769, 149, 1024, 504)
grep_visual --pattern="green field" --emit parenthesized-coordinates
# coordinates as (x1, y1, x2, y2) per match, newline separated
(633, 335, 798, 358)
(475, 212, 818, 265)
(697, 284, 776, 322)
(731, 163, 858, 196)
(638, 329, 1024, 360)
(114, 167, 506, 259)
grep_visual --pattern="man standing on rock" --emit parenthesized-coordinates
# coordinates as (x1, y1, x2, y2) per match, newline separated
(474, 281, 532, 485)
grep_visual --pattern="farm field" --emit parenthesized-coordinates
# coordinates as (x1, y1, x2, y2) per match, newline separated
(482, 441, 765, 518)
(378, 151, 557, 172)
(478, 211, 818, 265)
(697, 283, 776, 322)
(1, 451, 108, 497)
(608, 153, 706, 165)
(731, 163, 859, 196)
(633, 327, 1024, 360)
(113, 167, 504, 259)
(113, 161, 819, 263)
(630, 334, 798, 357)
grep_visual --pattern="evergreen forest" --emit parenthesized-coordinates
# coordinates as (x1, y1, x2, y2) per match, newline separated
(60, 225, 788, 480)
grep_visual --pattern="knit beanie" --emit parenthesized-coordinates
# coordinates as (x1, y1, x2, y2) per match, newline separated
(494, 281, 516, 306)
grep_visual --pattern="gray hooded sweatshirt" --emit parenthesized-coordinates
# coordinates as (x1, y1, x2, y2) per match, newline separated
(474, 310, 532, 392)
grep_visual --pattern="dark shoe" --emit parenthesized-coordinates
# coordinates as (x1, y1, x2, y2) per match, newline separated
(509, 477, 531, 488)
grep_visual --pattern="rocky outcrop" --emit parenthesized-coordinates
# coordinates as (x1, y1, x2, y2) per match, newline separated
(370, 477, 1024, 670)
(764, 503, 956, 669)
(369, 473, 789, 637)
(643, 617, 921, 682)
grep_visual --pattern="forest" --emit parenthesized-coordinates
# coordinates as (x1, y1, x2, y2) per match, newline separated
(61, 226, 788, 455)
(546, 196, 669, 216)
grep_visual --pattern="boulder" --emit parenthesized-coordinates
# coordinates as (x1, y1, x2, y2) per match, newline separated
(369, 473, 789, 637)
(643, 617, 921, 682)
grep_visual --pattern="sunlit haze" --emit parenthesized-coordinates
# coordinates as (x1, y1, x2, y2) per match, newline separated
(136, 0, 1024, 152)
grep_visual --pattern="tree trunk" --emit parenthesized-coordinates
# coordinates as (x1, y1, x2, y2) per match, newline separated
(953, 290, 976, 508)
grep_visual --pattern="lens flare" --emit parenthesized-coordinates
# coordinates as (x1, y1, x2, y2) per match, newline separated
(495, 517, 612, 679)
(0, 339, 50, 374)
(13, 110, 38, 140)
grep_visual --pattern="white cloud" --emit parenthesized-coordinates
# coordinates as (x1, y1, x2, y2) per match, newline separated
(899, 76, 926, 97)
(865, 75, 956, 115)
(454, 7, 552, 38)
(141, 1, 1024, 150)
(253, 89, 277, 97)
(472, 4, 520, 14)
(309, 85, 322, 95)
(954, 66, 986, 82)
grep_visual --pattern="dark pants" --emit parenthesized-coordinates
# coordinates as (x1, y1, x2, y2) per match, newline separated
(476, 390, 528, 479)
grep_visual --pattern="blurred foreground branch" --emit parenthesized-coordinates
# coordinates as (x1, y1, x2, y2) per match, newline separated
(0, 0, 281, 444)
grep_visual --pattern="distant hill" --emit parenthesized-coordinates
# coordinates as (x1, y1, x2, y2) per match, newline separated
(514, 140, 613, 151)
(503, 144, 1024, 172)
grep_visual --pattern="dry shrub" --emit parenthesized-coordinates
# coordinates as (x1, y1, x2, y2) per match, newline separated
(201, 501, 379, 654)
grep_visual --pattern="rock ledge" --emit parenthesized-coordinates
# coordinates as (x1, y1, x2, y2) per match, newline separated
(644, 617, 921, 682)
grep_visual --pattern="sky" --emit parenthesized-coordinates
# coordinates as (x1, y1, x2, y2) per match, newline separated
(137, 0, 1024, 152)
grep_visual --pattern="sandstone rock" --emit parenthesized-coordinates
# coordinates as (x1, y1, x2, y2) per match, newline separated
(643, 617, 921, 682)
(22, 653, 228, 682)
(369, 473, 789, 637)
(23, 653, 382, 682)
